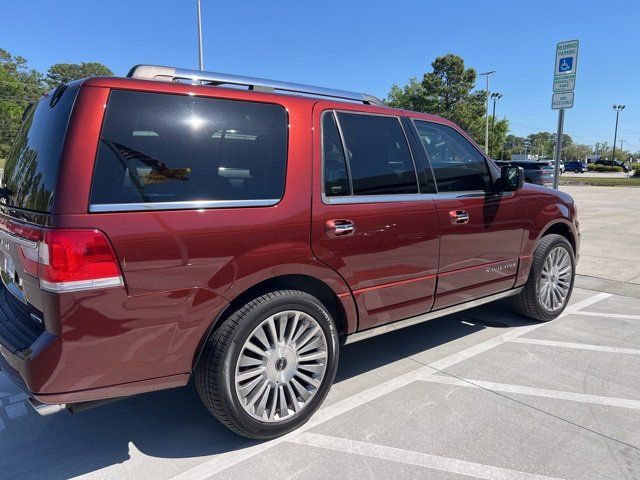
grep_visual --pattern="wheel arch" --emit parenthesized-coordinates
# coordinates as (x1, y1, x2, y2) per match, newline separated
(539, 220, 576, 253)
(192, 274, 354, 371)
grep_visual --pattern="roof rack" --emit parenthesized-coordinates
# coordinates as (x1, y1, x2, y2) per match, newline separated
(126, 65, 386, 107)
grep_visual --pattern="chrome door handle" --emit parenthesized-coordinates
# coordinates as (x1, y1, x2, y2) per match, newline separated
(325, 219, 355, 237)
(449, 210, 469, 225)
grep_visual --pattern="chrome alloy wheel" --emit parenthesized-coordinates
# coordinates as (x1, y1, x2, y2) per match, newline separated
(234, 310, 328, 423)
(539, 246, 572, 312)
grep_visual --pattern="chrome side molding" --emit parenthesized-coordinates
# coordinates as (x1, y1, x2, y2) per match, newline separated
(344, 287, 523, 345)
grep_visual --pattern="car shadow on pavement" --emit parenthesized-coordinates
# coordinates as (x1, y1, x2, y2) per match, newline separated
(0, 300, 536, 480)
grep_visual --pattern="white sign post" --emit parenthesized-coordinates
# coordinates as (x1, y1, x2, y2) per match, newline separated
(552, 40, 579, 188)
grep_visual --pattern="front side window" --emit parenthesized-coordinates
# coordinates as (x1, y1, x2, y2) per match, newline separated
(413, 120, 491, 192)
(91, 90, 288, 207)
(334, 112, 418, 196)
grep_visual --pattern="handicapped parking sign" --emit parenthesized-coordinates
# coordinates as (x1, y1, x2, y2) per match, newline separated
(558, 57, 574, 73)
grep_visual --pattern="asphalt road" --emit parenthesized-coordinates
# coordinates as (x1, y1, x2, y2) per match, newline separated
(1, 185, 640, 480)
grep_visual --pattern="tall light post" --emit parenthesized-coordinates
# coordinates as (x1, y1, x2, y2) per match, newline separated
(612, 104, 625, 162)
(479, 71, 496, 154)
(490, 92, 503, 158)
(197, 0, 204, 70)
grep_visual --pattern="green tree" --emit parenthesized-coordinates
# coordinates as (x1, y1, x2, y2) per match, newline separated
(46, 62, 113, 88)
(387, 54, 489, 145)
(0, 49, 46, 158)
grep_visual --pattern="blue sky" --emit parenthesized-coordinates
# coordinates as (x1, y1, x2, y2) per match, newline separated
(2, 0, 639, 151)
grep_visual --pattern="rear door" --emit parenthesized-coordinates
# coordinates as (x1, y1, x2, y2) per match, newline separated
(311, 103, 439, 331)
(409, 117, 525, 310)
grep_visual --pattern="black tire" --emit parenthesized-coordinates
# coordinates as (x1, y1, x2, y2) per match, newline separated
(195, 289, 339, 439)
(510, 234, 575, 322)
(574, 168, 580, 173)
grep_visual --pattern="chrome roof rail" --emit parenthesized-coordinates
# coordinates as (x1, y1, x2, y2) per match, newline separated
(126, 65, 386, 107)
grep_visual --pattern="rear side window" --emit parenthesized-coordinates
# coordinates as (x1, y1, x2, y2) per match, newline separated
(335, 113, 418, 196)
(90, 91, 288, 208)
(322, 112, 350, 197)
(413, 120, 491, 192)
(2, 86, 78, 212)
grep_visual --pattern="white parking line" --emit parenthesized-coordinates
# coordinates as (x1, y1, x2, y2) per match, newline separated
(170, 292, 610, 480)
(576, 311, 640, 321)
(289, 432, 566, 480)
(512, 337, 640, 355)
(419, 375, 640, 410)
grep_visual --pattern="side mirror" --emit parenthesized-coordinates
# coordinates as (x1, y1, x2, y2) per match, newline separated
(499, 166, 524, 191)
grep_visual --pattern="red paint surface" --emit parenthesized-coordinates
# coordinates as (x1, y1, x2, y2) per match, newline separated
(0, 78, 579, 406)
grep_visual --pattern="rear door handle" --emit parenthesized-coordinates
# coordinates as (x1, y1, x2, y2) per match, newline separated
(449, 210, 469, 225)
(325, 219, 355, 237)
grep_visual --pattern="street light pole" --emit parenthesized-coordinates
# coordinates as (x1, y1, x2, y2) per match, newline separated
(490, 92, 502, 158)
(197, 0, 204, 70)
(479, 71, 496, 155)
(612, 104, 625, 162)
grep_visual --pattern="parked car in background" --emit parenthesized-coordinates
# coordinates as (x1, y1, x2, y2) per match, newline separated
(564, 161, 588, 173)
(595, 159, 631, 172)
(495, 160, 555, 186)
(0, 65, 579, 439)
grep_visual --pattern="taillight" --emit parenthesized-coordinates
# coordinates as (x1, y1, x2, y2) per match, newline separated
(11, 227, 123, 293)
(38, 230, 123, 292)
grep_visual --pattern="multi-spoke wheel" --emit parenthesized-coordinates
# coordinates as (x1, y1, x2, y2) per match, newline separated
(511, 234, 575, 321)
(196, 290, 338, 439)
(538, 246, 573, 312)
(235, 310, 328, 422)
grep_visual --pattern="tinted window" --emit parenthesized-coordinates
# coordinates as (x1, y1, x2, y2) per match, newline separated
(322, 112, 350, 196)
(91, 91, 288, 207)
(2, 87, 78, 212)
(337, 113, 418, 195)
(414, 120, 491, 192)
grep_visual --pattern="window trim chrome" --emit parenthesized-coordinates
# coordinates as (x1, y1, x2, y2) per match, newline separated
(322, 193, 434, 205)
(89, 199, 280, 213)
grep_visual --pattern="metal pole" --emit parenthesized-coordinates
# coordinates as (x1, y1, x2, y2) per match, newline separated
(197, 0, 204, 70)
(612, 109, 619, 162)
(553, 108, 564, 189)
(480, 71, 495, 154)
(490, 97, 497, 158)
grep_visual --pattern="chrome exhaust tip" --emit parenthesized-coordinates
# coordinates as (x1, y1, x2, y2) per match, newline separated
(27, 397, 66, 416)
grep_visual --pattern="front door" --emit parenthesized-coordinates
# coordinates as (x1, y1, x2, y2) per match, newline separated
(311, 103, 440, 331)
(410, 118, 524, 310)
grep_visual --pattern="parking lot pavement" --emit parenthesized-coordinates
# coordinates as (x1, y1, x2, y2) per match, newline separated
(562, 172, 629, 178)
(2, 284, 640, 480)
(561, 185, 640, 286)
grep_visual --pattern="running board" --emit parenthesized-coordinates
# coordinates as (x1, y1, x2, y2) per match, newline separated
(344, 287, 523, 345)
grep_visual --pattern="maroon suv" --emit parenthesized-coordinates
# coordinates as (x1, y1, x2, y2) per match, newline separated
(0, 65, 579, 439)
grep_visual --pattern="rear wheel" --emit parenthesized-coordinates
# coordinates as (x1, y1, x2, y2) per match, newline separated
(574, 168, 580, 173)
(511, 234, 575, 321)
(195, 290, 339, 439)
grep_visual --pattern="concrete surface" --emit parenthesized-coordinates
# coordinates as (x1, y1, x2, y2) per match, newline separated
(561, 185, 640, 285)
(562, 171, 631, 178)
(1, 185, 639, 480)
(2, 285, 640, 480)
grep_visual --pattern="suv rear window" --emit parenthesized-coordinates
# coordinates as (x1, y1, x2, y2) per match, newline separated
(90, 91, 288, 209)
(2, 86, 79, 213)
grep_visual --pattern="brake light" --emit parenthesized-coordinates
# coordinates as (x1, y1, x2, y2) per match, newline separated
(38, 230, 122, 292)
(8, 227, 123, 293)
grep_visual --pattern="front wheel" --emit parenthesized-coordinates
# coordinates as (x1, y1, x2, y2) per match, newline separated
(511, 234, 575, 321)
(195, 290, 339, 439)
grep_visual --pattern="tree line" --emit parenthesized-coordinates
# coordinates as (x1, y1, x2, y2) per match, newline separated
(1, 48, 636, 162)
(0, 48, 112, 158)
